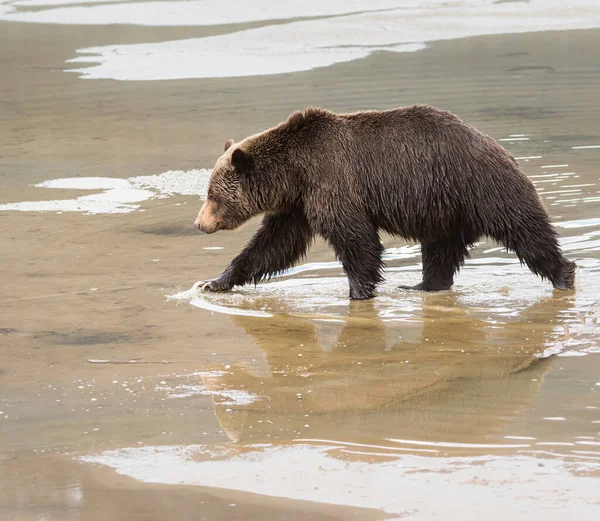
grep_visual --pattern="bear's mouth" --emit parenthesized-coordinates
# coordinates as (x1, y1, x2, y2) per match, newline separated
(194, 220, 221, 234)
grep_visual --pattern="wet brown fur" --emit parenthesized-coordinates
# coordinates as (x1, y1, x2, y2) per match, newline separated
(195, 105, 576, 299)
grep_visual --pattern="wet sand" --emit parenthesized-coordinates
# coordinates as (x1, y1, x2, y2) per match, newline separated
(1, 11, 600, 521)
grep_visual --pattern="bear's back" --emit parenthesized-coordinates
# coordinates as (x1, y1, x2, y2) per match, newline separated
(322, 106, 531, 240)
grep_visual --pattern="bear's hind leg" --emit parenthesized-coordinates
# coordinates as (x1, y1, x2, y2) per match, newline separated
(399, 239, 469, 292)
(505, 229, 576, 290)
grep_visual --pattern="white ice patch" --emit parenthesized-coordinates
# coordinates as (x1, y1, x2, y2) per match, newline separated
(385, 438, 530, 449)
(0, 169, 210, 214)
(560, 345, 600, 357)
(190, 296, 274, 318)
(10, 0, 126, 6)
(0, 0, 406, 26)
(81, 442, 600, 520)
(50, 0, 600, 80)
(2, 1, 600, 80)
(168, 280, 278, 319)
(555, 218, 600, 229)
(36, 177, 130, 190)
(68, 34, 424, 80)
(129, 170, 210, 197)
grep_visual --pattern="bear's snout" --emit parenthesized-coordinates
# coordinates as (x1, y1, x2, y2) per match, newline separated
(194, 200, 221, 234)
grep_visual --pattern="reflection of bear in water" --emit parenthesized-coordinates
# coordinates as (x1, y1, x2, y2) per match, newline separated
(202, 294, 572, 443)
(194, 106, 576, 300)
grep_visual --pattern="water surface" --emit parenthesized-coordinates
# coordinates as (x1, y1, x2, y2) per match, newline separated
(0, 2, 599, 520)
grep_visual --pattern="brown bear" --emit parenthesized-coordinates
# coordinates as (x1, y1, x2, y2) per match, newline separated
(194, 105, 576, 300)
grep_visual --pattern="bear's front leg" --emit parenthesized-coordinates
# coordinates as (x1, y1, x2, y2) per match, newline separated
(200, 272, 237, 293)
(323, 220, 385, 300)
(199, 210, 312, 293)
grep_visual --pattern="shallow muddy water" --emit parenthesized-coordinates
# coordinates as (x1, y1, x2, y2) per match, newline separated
(1, 1, 600, 520)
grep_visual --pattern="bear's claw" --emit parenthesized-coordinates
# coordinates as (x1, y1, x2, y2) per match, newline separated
(200, 281, 215, 292)
(197, 279, 232, 293)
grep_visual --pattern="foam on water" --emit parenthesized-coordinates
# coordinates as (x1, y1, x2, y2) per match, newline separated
(0, 169, 210, 214)
(155, 382, 258, 404)
(80, 441, 600, 520)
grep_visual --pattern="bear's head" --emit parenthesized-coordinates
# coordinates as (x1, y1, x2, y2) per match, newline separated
(194, 138, 263, 234)
(194, 111, 318, 233)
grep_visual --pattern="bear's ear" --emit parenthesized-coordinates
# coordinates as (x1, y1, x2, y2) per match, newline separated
(224, 139, 234, 152)
(231, 148, 253, 172)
